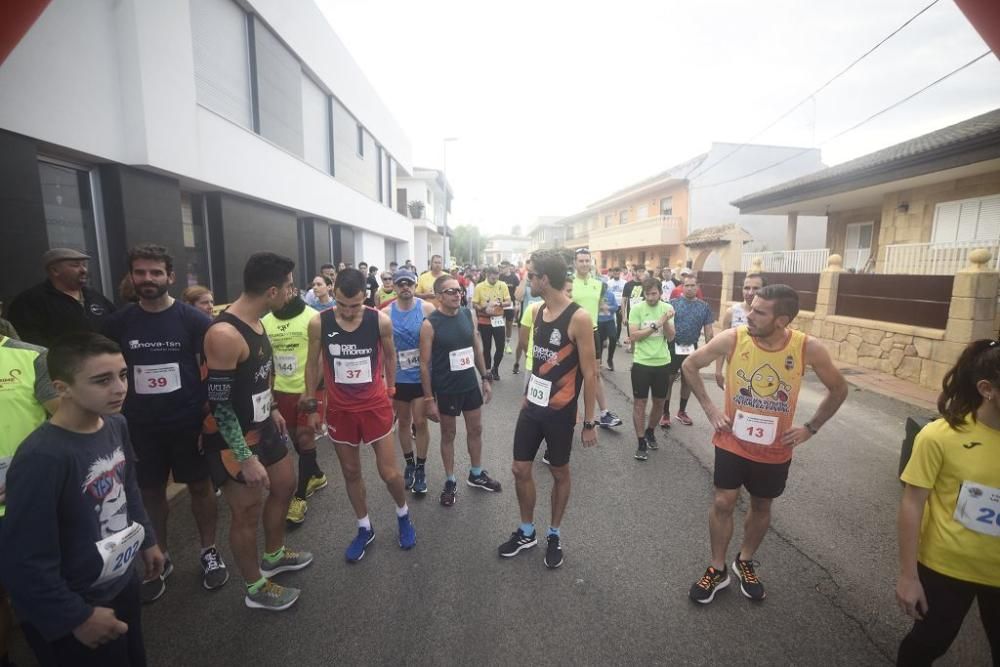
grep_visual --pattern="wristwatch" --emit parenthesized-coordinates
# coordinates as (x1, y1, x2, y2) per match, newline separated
(804, 421, 819, 435)
(582, 420, 597, 430)
(481, 373, 493, 382)
(650, 323, 659, 332)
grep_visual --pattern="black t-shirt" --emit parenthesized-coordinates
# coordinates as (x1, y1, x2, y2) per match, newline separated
(7, 281, 116, 349)
(500, 274, 519, 306)
(365, 276, 379, 306)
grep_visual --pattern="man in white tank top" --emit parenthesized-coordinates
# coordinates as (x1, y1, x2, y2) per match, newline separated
(714, 273, 765, 389)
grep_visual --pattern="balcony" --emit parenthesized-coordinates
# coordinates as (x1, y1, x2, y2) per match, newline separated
(883, 239, 1000, 275)
(588, 215, 683, 252)
(741, 248, 830, 273)
(563, 234, 590, 250)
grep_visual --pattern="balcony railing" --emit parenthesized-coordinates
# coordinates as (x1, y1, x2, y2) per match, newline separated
(741, 248, 830, 273)
(882, 239, 1000, 275)
(588, 215, 683, 252)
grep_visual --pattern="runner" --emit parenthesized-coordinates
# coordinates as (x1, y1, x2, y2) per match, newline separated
(500, 263, 520, 354)
(512, 270, 543, 375)
(661, 274, 715, 428)
(472, 266, 511, 381)
(714, 273, 766, 389)
(383, 269, 436, 496)
(624, 277, 674, 461)
(895, 339, 1000, 665)
(682, 284, 847, 603)
(262, 293, 328, 526)
(420, 274, 501, 507)
(0, 332, 59, 667)
(498, 249, 599, 568)
(571, 249, 623, 428)
(0, 332, 164, 665)
(202, 252, 312, 611)
(102, 244, 227, 602)
(302, 268, 416, 562)
(597, 278, 621, 371)
(415, 254, 446, 307)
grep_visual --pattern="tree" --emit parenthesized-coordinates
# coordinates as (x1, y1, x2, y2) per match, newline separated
(450, 225, 484, 265)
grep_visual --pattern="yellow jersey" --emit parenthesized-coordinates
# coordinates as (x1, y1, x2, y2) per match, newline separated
(901, 415, 1000, 587)
(714, 326, 806, 464)
(520, 303, 540, 371)
(262, 308, 315, 394)
(472, 280, 510, 326)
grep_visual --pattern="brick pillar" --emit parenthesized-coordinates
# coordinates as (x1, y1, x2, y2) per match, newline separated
(814, 253, 843, 319)
(933, 249, 1000, 379)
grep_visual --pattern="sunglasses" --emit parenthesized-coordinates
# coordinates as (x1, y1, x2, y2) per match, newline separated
(394, 280, 414, 287)
(439, 287, 462, 296)
(527, 272, 540, 280)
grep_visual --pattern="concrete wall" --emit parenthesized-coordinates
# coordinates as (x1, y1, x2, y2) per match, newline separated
(825, 206, 882, 258)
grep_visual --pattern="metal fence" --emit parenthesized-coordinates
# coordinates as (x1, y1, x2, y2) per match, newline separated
(741, 248, 830, 273)
(882, 239, 1000, 275)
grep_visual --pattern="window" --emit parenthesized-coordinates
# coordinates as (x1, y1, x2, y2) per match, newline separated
(637, 204, 648, 219)
(604, 214, 612, 228)
(619, 210, 628, 225)
(191, 0, 253, 129)
(660, 196, 673, 216)
(38, 161, 107, 295)
(301, 71, 331, 172)
(357, 124, 364, 156)
(253, 19, 303, 155)
(180, 193, 211, 288)
(931, 195, 1000, 242)
(844, 222, 873, 272)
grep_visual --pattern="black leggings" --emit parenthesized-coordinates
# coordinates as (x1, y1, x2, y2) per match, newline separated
(478, 323, 504, 371)
(598, 319, 618, 365)
(897, 563, 1000, 666)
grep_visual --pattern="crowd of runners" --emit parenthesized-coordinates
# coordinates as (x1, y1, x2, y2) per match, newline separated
(0, 244, 997, 667)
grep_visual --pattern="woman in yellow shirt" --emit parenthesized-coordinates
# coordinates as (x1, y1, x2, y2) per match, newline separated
(896, 339, 1000, 665)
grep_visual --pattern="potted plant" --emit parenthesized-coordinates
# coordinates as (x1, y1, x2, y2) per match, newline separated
(408, 200, 426, 219)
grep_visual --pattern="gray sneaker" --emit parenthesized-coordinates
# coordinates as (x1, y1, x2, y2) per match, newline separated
(259, 549, 314, 578)
(200, 547, 229, 590)
(244, 580, 300, 611)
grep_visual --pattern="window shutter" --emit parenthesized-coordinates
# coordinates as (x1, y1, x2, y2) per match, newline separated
(301, 72, 330, 173)
(931, 202, 960, 243)
(975, 195, 1000, 241)
(254, 18, 303, 156)
(956, 201, 980, 241)
(191, 0, 253, 129)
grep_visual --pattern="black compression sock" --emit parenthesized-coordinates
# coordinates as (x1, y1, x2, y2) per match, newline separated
(680, 398, 689, 412)
(296, 450, 317, 498)
(416, 457, 426, 467)
(404, 451, 416, 466)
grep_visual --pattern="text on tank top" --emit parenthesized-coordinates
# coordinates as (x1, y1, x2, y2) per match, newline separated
(525, 302, 582, 418)
(390, 298, 424, 384)
(321, 307, 386, 410)
(428, 308, 478, 394)
(731, 302, 749, 328)
(713, 326, 806, 464)
(213, 311, 273, 432)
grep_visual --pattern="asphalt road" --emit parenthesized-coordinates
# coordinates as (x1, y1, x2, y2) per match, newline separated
(10, 346, 993, 666)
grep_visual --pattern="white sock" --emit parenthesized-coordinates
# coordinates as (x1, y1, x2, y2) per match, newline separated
(200, 545, 215, 556)
(358, 515, 371, 530)
(601, 409, 609, 417)
(395, 503, 409, 518)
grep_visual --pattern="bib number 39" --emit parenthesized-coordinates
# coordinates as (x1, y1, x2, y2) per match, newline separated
(954, 480, 1000, 538)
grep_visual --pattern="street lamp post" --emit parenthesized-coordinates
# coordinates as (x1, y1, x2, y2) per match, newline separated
(442, 137, 458, 267)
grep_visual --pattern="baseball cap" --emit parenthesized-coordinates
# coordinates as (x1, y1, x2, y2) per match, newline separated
(680, 267, 693, 275)
(392, 269, 417, 284)
(42, 248, 90, 267)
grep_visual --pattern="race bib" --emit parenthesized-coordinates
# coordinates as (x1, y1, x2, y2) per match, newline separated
(733, 410, 778, 446)
(675, 343, 695, 355)
(0, 456, 10, 490)
(449, 347, 474, 371)
(526, 374, 552, 407)
(334, 357, 373, 384)
(954, 480, 1000, 538)
(274, 353, 298, 377)
(397, 348, 420, 370)
(251, 388, 272, 423)
(94, 522, 145, 586)
(134, 363, 181, 395)
(491, 315, 505, 328)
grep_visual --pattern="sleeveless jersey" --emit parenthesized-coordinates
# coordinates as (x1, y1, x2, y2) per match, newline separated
(321, 307, 387, 412)
(210, 311, 273, 433)
(428, 308, 478, 394)
(714, 326, 806, 464)
(731, 302, 749, 328)
(389, 298, 425, 384)
(524, 302, 582, 420)
(262, 307, 314, 394)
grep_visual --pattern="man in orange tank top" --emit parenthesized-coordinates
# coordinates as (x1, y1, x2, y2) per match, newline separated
(681, 284, 847, 604)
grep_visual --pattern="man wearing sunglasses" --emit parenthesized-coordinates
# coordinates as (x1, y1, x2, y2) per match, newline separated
(420, 275, 501, 507)
(383, 270, 435, 495)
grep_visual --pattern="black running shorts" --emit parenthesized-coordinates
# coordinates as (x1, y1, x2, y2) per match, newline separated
(630, 362, 670, 399)
(205, 421, 289, 487)
(713, 446, 791, 499)
(394, 382, 424, 402)
(129, 422, 209, 488)
(435, 389, 484, 417)
(512, 411, 575, 467)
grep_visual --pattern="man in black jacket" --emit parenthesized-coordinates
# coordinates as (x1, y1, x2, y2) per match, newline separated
(6, 248, 116, 348)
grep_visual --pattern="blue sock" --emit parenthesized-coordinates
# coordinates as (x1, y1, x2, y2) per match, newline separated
(447, 474, 456, 483)
(520, 522, 535, 537)
(548, 527, 560, 537)
(470, 466, 482, 477)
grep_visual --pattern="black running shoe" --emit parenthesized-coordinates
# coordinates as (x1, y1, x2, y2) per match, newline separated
(732, 553, 766, 601)
(544, 534, 563, 569)
(498, 529, 537, 558)
(467, 469, 502, 492)
(634, 439, 648, 461)
(645, 429, 658, 450)
(512, 362, 520, 375)
(689, 566, 731, 604)
(491, 369, 501, 381)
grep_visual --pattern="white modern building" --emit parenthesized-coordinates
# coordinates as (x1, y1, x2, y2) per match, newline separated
(0, 0, 415, 303)
(482, 234, 530, 267)
(396, 167, 452, 271)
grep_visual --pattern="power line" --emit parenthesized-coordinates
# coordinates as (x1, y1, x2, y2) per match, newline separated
(692, 50, 992, 192)
(686, 0, 943, 182)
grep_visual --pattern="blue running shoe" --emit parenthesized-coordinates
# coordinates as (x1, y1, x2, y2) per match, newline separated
(403, 463, 416, 490)
(412, 466, 428, 494)
(398, 514, 416, 549)
(345, 527, 375, 563)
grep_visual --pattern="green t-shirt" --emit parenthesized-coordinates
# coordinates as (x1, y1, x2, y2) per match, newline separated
(262, 308, 315, 394)
(629, 301, 672, 366)
(572, 275, 602, 331)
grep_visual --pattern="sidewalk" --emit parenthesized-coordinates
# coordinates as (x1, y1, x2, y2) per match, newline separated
(833, 361, 938, 413)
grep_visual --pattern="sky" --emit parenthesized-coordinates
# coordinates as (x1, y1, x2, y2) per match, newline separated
(317, 0, 1000, 235)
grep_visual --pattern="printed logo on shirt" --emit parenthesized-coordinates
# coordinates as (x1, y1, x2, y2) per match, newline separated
(276, 323, 290, 332)
(254, 359, 273, 382)
(327, 331, 339, 338)
(533, 345, 560, 366)
(89, 303, 106, 316)
(734, 363, 792, 412)
(549, 329, 561, 346)
(963, 442, 983, 450)
(128, 339, 181, 351)
(784, 355, 795, 371)
(81, 447, 129, 537)
(968, 486, 983, 497)
(0, 367, 23, 387)
(328, 343, 373, 357)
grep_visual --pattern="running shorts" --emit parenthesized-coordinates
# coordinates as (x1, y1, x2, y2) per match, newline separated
(205, 420, 289, 487)
(631, 362, 670, 399)
(713, 446, 791, 499)
(435, 389, 484, 417)
(327, 402, 395, 447)
(129, 422, 209, 488)
(512, 410, 575, 467)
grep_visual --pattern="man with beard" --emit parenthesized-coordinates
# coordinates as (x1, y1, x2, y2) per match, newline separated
(7, 248, 116, 348)
(202, 253, 312, 610)
(682, 284, 846, 604)
(102, 245, 226, 603)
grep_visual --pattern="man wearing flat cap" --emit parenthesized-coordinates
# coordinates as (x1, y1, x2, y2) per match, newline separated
(6, 248, 116, 348)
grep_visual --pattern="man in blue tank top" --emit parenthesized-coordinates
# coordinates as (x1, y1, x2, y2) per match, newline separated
(384, 270, 436, 495)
